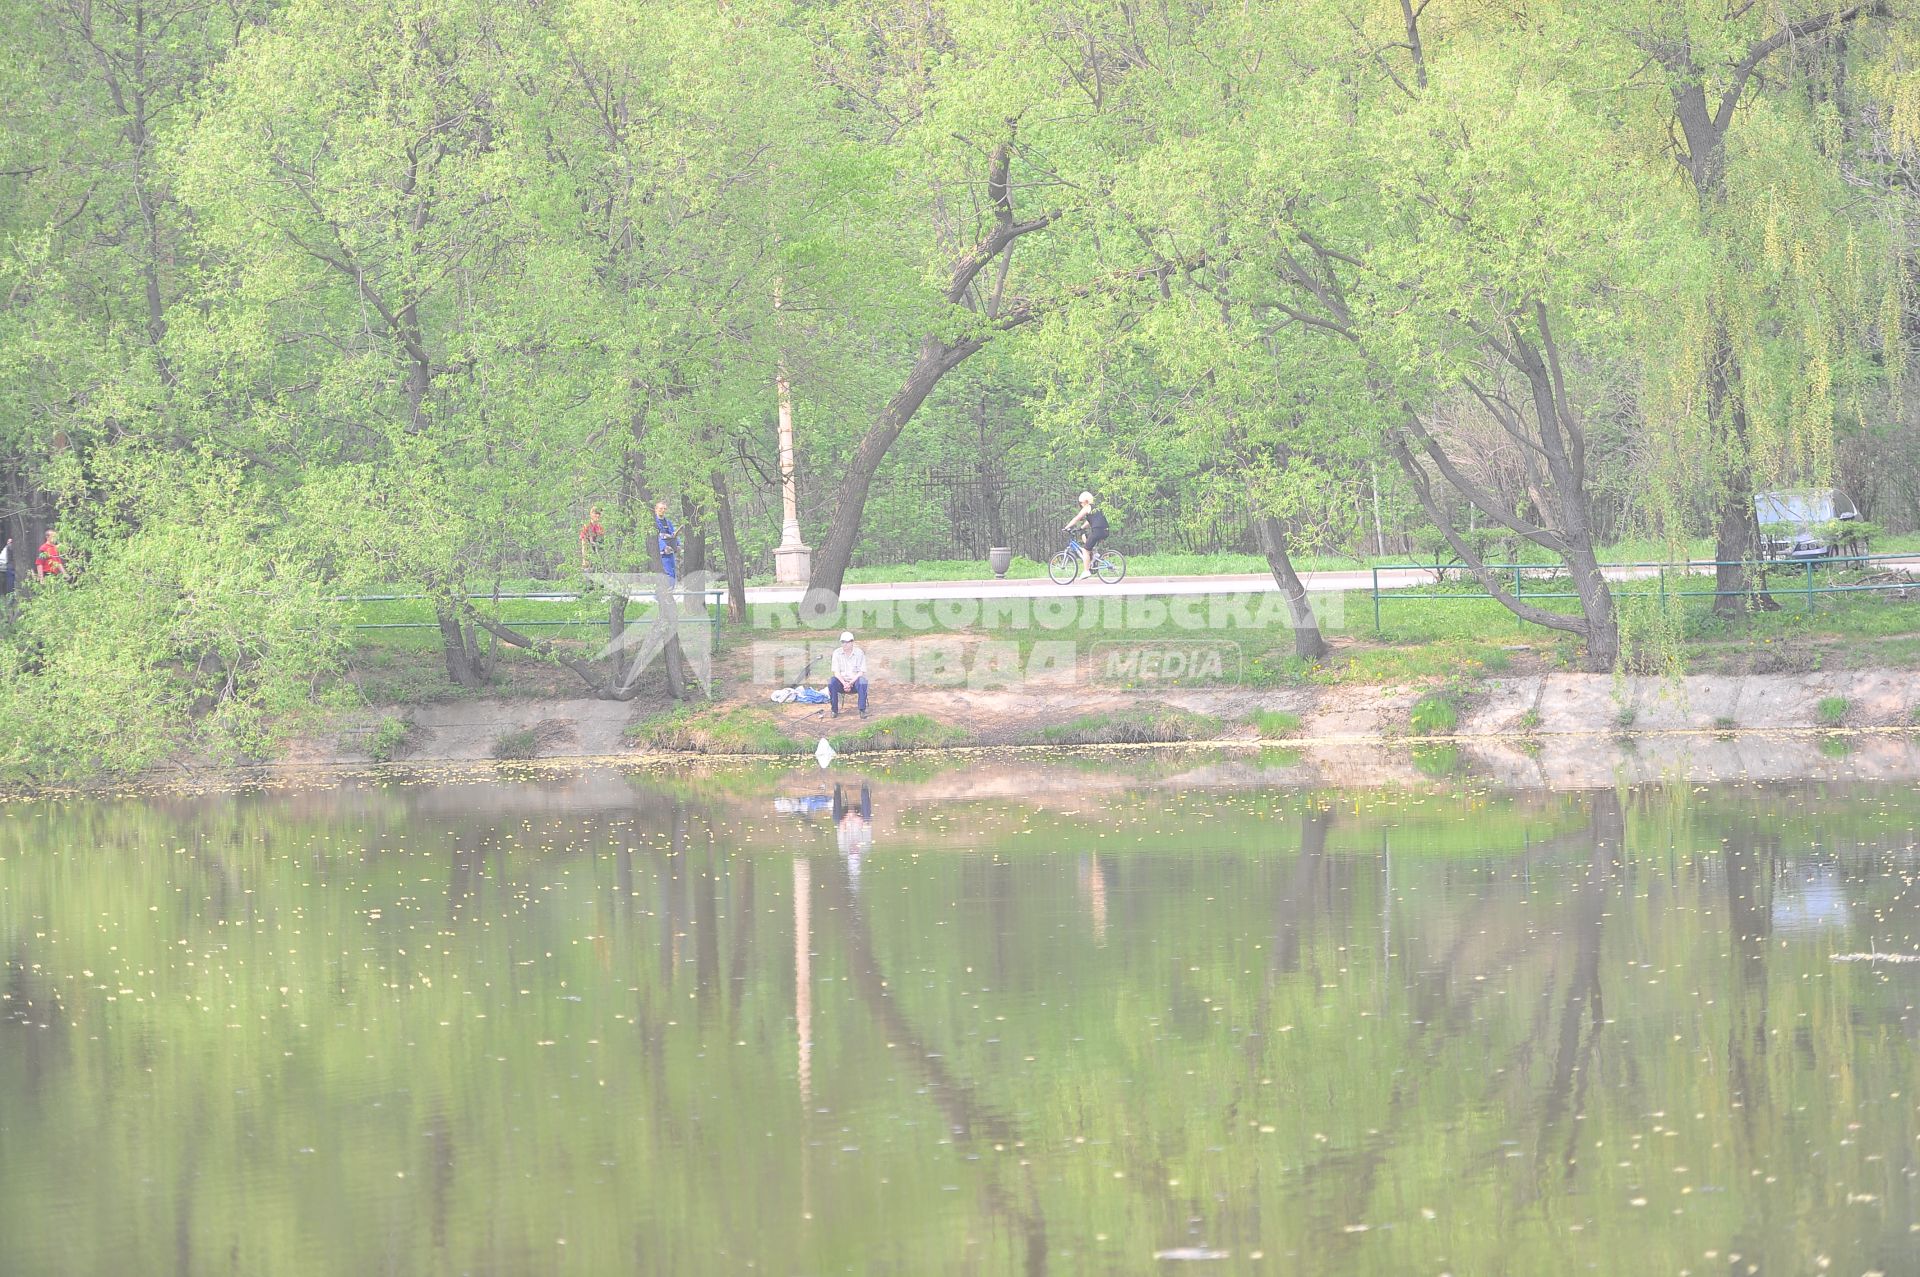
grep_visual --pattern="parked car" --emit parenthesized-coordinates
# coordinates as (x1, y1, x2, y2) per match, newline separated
(1753, 488, 1865, 559)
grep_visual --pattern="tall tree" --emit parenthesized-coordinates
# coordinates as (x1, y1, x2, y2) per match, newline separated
(799, 0, 1194, 599)
(1627, 2, 1903, 613)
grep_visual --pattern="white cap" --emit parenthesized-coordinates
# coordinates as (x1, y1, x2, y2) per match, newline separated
(1079, 490, 1093, 503)
(840, 631, 854, 643)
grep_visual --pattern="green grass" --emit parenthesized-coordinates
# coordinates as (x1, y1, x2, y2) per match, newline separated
(784, 534, 1920, 589)
(1408, 693, 1460, 735)
(627, 706, 806, 755)
(1247, 709, 1302, 737)
(329, 547, 1920, 715)
(1817, 696, 1850, 726)
(1039, 704, 1222, 745)
(492, 729, 539, 760)
(830, 713, 970, 752)
(365, 715, 414, 763)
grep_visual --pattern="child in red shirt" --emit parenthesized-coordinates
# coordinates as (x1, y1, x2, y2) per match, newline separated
(35, 533, 63, 579)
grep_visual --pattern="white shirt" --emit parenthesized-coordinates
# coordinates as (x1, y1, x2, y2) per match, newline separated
(832, 644, 867, 683)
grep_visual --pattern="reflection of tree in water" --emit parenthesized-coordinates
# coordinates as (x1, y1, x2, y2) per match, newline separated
(813, 847, 1049, 1275)
(1268, 801, 1345, 978)
(1270, 790, 1629, 1258)
(1530, 788, 1620, 1184)
(1, 941, 68, 1095)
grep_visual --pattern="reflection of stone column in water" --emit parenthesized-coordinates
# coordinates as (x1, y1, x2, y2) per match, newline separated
(794, 855, 811, 1106)
(793, 854, 814, 1224)
(1081, 854, 1108, 946)
(773, 280, 811, 585)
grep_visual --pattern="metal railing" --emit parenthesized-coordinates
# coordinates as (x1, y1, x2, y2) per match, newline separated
(342, 587, 727, 634)
(1368, 551, 1920, 632)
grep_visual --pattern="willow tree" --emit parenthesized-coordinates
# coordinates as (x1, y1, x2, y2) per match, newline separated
(1624, 1, 1909, 613)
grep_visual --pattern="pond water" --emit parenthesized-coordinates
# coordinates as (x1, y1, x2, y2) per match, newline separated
(2, 754, 1919, 1274)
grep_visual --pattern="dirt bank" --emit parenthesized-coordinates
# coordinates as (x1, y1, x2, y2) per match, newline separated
(292, 668, 1920, 767)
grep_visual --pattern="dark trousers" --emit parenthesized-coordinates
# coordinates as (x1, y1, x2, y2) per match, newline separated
(830, 676, 869, 715)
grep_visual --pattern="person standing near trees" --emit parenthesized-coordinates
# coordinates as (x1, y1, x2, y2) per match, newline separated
(35, 531, 63, 581)
(0, 536, 13, 595)
(578, 505, 604, 570)
(653, 500, 680, 583)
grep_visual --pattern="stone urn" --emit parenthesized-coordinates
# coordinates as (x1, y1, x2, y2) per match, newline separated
(988, 546, 1014, 579)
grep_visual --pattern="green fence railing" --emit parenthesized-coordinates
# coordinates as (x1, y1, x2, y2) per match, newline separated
(342, 587, 727, 637)
(1369, 552, 1920, 632)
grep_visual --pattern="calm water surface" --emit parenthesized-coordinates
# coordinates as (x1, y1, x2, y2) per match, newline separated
(3, 757, 1919, 1274)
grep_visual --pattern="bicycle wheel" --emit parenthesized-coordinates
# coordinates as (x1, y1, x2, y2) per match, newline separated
(1047, 550, 1081, 585)
(1095, 551, 1126, 584)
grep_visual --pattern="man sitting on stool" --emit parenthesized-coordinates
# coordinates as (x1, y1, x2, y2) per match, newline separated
(830, 631, 869, 718)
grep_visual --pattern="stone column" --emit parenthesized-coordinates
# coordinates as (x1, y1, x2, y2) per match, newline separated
(772, 280, 811, 585)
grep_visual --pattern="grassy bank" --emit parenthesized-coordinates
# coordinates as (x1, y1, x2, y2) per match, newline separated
(336, 559, 1920, 719)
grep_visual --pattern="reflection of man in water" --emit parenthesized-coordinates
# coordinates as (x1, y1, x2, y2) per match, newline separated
(833, 783, 873, 888)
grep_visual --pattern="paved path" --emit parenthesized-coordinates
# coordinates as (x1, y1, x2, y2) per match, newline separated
(739, 560, 1799, 605)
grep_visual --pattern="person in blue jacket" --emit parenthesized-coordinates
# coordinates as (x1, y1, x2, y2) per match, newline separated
(653, 500, 680, 582)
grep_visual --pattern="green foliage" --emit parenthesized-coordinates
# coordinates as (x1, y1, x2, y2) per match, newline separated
(0, 0, 1916, 775)
(831, 713, 969, 752)
(1408, 694, 1460, 736)
(628, 706, 805, 756)
(1039, 705, 1222, 745)
(1817, 696, 1851, 727)
(0, 453, 346, 779)
(1615, 588, 1687, 680)
(491, 729, 540, 761)
(1411, 743, 1461, 778)
(365, 716, 414, 764)
(1247, 709, 1302, 738)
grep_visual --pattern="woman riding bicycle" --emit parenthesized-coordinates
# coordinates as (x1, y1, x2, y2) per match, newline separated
(1064, 491, 1109, 576)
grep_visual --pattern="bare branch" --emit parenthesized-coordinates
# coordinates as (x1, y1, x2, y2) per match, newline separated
(1714, 2, 1892, 133)
(1390, 436, 1589, 635)
(1403, 409, 1567, 551)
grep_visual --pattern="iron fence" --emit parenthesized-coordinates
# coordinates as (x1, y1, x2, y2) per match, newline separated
(342, 588, 726, 637)
(1368, 552, 1920, 632)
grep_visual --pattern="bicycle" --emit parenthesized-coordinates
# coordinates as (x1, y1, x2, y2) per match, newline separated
(1048, 539, 1127, 585)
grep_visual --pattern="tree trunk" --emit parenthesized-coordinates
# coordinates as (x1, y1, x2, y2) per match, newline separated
(630, 479, 690, 703)
(682, 496, 708, 577)
(711, 467, 748, 623)
(807, 336, 976, 597)
(1385, 310, 1619, 672)
(1564, 543, 1620, 671)
(803, 140, 1059, 599)
(1706, 329, 1775, 615)
(434, 600, 486, 688)
(1253, 515, 1328, 660)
